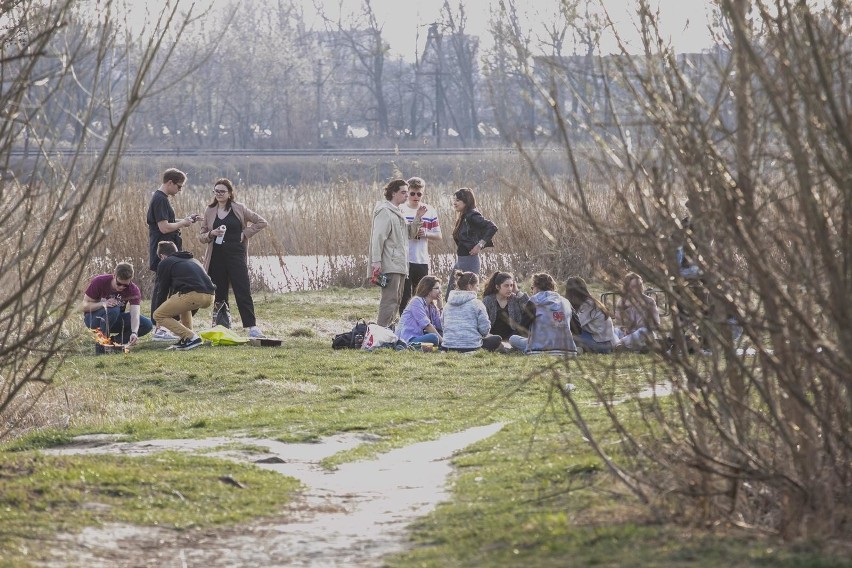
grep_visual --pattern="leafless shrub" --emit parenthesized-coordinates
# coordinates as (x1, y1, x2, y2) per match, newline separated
(500, 0, 851, 541)
(0, 0, 203, 440)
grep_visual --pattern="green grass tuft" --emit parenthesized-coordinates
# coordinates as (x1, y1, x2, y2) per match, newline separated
(2, 289, 846, 566)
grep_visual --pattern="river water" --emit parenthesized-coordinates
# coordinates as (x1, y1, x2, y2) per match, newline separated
(249, 254, 510, 291)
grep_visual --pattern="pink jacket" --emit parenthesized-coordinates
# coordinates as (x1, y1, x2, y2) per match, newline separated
(198, 201, 268, 271)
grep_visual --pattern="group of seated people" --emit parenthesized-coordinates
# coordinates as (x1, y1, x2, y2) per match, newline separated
(395, 270, 660, 355)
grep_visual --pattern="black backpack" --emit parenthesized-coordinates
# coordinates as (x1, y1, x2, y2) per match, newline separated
(332, 319, 369, 349)
(212, 301, 232, 329)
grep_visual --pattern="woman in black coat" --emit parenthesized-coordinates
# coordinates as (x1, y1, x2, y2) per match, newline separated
(445, 188, 498, 298)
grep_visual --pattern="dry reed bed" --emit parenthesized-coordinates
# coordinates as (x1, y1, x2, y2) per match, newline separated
(75, 174, 624, 293)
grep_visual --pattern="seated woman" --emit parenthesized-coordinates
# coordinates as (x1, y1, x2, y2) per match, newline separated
(508, 273, 577, 356)
(441, 270, 503, 353)
(614, 272, 660, 351)
(481, 271, 530, 341)
(565, 276, 615, 354)
(396, 275, 443, 346)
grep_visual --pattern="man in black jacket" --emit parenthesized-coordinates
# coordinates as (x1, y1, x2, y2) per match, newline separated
(152, 241, 215, 350)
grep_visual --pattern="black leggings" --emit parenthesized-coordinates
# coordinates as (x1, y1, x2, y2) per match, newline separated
(208, 243, 256, 328)
(440, 335, 503, 353)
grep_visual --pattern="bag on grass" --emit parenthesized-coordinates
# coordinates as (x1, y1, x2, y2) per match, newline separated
(332, 319, 369, 349)
(360, 323, 397, 351)
(212, 301, 232, 329)
(200, 325, 249, 346)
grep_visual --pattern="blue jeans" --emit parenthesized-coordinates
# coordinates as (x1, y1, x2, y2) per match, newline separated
(406, 332, 440, 346)
(508, 335, 528, 352)
(574, 330, 613, 354)
(84, 306, 153, 344)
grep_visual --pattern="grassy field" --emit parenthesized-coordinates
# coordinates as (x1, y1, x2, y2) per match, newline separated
(0, 289, 847, 566)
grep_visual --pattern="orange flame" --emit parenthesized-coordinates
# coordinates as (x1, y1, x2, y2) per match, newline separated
(91, 328, 119, 346)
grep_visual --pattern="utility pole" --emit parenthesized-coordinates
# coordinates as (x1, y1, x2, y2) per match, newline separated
(413, 23, 449, 147)
(429, 23, 444, 148)
(315, 58, 323, 147)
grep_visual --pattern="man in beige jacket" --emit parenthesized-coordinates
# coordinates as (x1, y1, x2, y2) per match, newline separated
(370, 179, 425, 327)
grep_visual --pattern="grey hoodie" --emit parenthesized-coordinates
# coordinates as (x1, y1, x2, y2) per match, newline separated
(525, 290, 577, 354)
(441, 290, 491, 349)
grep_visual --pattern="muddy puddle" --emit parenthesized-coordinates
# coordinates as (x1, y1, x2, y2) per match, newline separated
(41, 423, 503, 567)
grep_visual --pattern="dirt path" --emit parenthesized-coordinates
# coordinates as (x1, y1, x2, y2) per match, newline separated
(41, 423, 504, 567)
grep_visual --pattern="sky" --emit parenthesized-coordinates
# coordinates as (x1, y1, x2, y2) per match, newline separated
(300, 0, 717, 61)
(122, 0, 717, 60)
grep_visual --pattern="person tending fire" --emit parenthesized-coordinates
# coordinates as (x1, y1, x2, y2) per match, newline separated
(81, 262, 153, 354)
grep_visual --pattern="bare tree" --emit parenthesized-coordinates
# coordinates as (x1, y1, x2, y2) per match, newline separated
(483, 1, 536, 142)
(318, 0, 390, 139)
(0, 0, 202, 439)
(503, 0, 851, 541)
(441, 1, 481, 145)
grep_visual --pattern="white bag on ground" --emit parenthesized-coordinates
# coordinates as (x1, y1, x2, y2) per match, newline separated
(361, 324, 398, 350)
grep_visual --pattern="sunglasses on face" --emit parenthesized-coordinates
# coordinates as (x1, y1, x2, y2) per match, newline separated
(409, 192, 423, 197)
(213, 189, 228, 195)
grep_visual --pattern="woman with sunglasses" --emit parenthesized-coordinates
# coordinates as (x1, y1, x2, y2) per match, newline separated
(446, 188, 497, 298)
(81, 262, 153, 351)
(199, 178, 268, 338)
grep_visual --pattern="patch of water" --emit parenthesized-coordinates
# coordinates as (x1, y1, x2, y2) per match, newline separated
(41, 424, 504, 567)
(249, 253, 512, 292)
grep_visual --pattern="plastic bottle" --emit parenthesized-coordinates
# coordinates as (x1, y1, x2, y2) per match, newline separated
(215, 225, 226, 244)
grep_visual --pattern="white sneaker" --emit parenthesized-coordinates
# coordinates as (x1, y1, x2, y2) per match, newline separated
(248, 326, 266, 339)
(152, 328, 179, 342)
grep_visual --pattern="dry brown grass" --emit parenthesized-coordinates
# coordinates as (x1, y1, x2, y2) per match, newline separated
(82, 167, 623, 294)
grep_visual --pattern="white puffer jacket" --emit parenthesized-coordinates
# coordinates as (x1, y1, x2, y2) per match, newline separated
(441, 290, 491, 349)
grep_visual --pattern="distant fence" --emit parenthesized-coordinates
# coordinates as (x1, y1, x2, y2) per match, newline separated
(8, 147, 553, 158)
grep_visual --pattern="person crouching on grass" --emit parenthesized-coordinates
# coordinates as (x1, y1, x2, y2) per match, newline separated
(81, 262, 153, 353)
(152, 241, 216, 350)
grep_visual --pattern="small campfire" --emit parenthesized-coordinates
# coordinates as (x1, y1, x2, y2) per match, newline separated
(91, 329, 128, 354)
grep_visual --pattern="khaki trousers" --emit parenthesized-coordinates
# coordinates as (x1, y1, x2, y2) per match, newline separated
(377, 273, 405, 327)
(153, 291, 214, 340)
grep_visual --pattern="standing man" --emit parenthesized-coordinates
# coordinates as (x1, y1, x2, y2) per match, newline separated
(369, 179, 424, 327)
(152, 241, 215, 351)
(81, 262, 153, 353)
(147, 167, 199, 341)
(398, 176, 442, 314)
